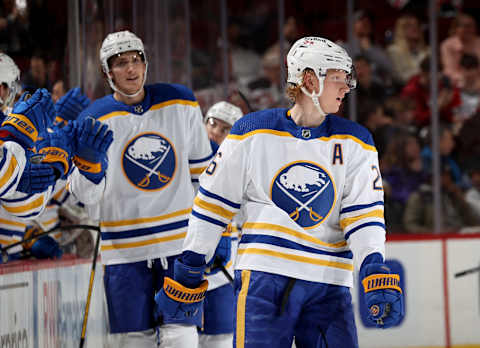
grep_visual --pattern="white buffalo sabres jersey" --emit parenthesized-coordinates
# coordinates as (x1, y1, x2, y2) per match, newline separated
(69, 84, 213, 265)
(183, 109, 386, 287)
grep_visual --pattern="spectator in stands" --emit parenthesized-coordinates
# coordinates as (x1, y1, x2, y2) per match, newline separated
(0, 0, 31, 57)
(357, 99, 392, 142)
(452, 53, 480, 133)
(339, 10, 395, 87)
(420, 124, 464, 187)
(387, 13, 430, 85)
(456, 110, 480, 168)
(21, 52, 52, 92)
(402, 56, 461, 127)
(441, 12, 480, 88)
(381, 132, 425, 232)
(51, 80, 66, 103)
(403, 160, 480, 233)
(464, 159, 480, 220)
(353, 54, 387, 104)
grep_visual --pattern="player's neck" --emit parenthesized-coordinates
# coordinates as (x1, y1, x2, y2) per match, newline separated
(113, 88, 145, 105)
(290, 96, 326, 128)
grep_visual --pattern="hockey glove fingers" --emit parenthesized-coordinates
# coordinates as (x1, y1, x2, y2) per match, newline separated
(1, 89, 55, 148)
(360, 256, 404, 329)
(37, 127, 75, 180)
(154, 277, 208, 327)
(75, 117, 113, 163)
(17, 160, 56, 194)
(54, 87, 90, 122)
(30, 235, 63, 259)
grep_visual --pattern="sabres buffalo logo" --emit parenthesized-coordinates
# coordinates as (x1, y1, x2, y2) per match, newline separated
(122, 132, 176, 191)
(271, 161, 336, 228)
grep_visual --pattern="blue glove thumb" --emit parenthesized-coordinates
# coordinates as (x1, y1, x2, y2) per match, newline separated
(31, 236, 63, 259)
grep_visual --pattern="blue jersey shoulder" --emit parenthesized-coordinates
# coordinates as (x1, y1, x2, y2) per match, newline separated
(324, 114, 375, 147)
(230, 108, 287, 136)
(147, 83, 196, 104)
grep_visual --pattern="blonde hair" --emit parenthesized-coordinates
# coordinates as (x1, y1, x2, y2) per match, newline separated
(285, 69, 313, 103)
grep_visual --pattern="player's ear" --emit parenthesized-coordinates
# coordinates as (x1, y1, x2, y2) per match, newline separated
(303, 71, 315, 93)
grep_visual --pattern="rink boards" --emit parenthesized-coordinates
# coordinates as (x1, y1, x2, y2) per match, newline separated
(1, 235, 480, 348)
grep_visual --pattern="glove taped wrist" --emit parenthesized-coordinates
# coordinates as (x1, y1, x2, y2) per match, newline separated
(73, 156, 102, 173)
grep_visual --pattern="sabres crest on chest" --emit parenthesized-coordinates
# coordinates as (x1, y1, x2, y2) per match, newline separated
(270, 161, 336, 228)
(122, 132, 177, 191)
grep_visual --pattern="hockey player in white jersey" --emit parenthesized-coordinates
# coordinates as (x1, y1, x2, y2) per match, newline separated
(68, 30, 213, 348)
(156, 37, 405, 347)
(199, 101, 243, 348)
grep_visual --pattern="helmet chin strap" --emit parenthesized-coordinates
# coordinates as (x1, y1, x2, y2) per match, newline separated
(300, 82, 326, 117)
(108, 64, 148, 99)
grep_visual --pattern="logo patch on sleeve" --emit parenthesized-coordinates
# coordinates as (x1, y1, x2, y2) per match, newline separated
(122, 132, 176, 191)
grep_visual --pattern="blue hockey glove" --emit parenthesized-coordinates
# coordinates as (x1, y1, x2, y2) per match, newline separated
(54, 87, 90, 125)
(359, 253, 404, 328)
(0, 89, 55, 148)
(206, 233, 231, 275)
(16, 153, 56, 194)
(30, 236, 63, 259)
(154, 256, 208, 327)
(22, 225, 62, 260)
(36, 123, 75, 180)
(73, 117, 113, 184)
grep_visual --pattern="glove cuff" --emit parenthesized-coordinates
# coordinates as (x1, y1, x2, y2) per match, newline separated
(73, 156, 102, 173)
(163, 277, 208, 303)
(2, 113, 38, 145)
(39, 146, 69, 175)
(362, 273, 402, 294)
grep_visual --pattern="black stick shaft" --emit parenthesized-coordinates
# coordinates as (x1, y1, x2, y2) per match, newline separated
(79, 229, 101, 348)
(455, 266, 480, 278)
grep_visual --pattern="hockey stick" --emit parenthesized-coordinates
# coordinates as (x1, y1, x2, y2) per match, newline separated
(455, 265, 480, 278)
(1, 224, 101, 263)
(79, 228, 101, 348)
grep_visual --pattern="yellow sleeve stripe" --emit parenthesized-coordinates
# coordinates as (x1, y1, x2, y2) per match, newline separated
(2, 195, 44, 214)
(243, 222, 347, 248)
(339, 209, 384, 229)
(238, 248, 354, 271)
(52, 186, 66, 201)
(190, 167, 207, 175)
(41, 217, 59, 227)
(194, 197, 235, 220)
(0, 218, 26, 228)
(0, 155, 18, 190)
(100, 208, 191, 227)
(100, 231, 186, 251)
(0, 238, 14, 245)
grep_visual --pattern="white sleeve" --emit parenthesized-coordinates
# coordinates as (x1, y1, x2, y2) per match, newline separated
(183, 136, 249, 262)
(341, 139, 386, 269)
(0, 186, 53, 221)
(0, 141, 27, 198)
(67, 167, 106, 205)
(187, 103, 215, 192)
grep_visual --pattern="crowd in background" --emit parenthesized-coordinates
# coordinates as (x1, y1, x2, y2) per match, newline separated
(3, 0, 480, 234)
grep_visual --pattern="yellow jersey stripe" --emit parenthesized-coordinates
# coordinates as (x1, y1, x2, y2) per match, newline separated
(100, 208, 191, 227)
(98, 110, 130, 121)
(238, 248, 354, 271)
(100, 231, 186, 251)
(0, 155, 17, 190)
(227, 129, 376, 152)
(190, 167, 207, 175)
(0, 218, 26, 228)
(243, 222, 347, 248)
(150, 99, 199, 110)
(236, 270, 251, 348)
(194, 197, 235, 220)
(339, 209, 384, 229)
(3, 195, 44, 214)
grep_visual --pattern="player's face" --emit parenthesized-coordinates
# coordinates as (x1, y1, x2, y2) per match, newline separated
(319, 69, 350, 113)
(205, 117, 232, 145)
(109, 51, 146, 95)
